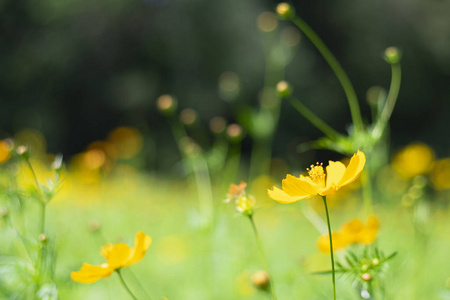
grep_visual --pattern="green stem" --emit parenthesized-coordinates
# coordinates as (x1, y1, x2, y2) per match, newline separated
(292, 16, 363, 134)
(248, 215, 278, 300)
(287, 97, 341, 140)
(25, 159, 46, 234)
(321, 196, 336, 300)
(127, 269, 153, 300)
(372, 63, 401, 139)
(116, 269, 138, 300)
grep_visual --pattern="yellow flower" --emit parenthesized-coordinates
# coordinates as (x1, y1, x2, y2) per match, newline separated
(392, 143, 435, 179)
(317, 215, 379, 253)
(0, 140, 11, 164)
(71, 231, 152, 284)
(340, 215, 379, 245)
(268, 151, 366, 203)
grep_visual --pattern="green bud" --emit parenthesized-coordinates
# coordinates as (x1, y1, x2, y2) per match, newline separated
(39, 234, 48, 243)
(276, 81, 292, 98)
(276, 3, 295, 20)
(157, 94, 178, 116)
(235, 194, 255, 216)
(384, 47, 401, 64)
(251, 270, 270, 290)
(361, 272, 371, 282)
(16, 145, 29, 160)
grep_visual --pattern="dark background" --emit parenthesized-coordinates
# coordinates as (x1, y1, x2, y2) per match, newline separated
(1, 0, 449, 169)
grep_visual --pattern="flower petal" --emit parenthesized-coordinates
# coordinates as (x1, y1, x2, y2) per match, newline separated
(337, 151, 366, 188)
(325, 161, 346, 189)
(317, 232, 349, 254)
(101, 243, 113, 260)
(124, 231, 152, 266)
(282, 174, 320, 197)
(71, 263, 114, 284)
(267, 186, 308, 203)
(106, 243, 131, 269)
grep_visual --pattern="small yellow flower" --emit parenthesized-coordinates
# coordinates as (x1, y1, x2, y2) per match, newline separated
(317, 215, 379, 253)
(268, 151, 366, 203)
(0, 140, 11, 164)
(71, 231, 152, 284)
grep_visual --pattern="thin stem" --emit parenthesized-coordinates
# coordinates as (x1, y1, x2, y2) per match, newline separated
(321, 196, 336, 300)
(292, 16, 364, 134)
(127, 269, 153, 300)
(287, 96, 341, 140)
(248, 215, 278, 300)
(25, 159, 46, 234)
(372, 63, 402, 139)
(116, 269, 138, 300)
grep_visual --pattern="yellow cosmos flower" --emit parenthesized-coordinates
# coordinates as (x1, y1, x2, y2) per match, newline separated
(317, 215, 379, 253)
(268, 151, 366, 203)
(71, 231, 152, 284)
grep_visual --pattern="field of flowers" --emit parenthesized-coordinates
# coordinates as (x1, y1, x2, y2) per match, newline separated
(1, 3, 450, 300)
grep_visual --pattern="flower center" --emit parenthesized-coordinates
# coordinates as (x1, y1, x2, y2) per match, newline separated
(307, 162, 325, 185)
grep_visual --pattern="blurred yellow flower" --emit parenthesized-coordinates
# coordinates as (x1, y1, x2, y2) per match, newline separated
(317, 215, 379, 253)
(430, 158, 450, 190)
(392, 143, 435, 179)
(0, 140, 11, 164)
(71, 231, 152, 284)
(268, 151, 366, 203)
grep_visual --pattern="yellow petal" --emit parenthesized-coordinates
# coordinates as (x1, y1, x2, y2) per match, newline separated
(337, 151, 366, 188)
(125, 231, 152, 266)
(340, 219, 364, 244)
(71, 263, 114, 284)
(101, 243, 113, 260)
(267, 187, 305, 203)
(283, 174, 320, 196)
(106, 243, 131, 269)
(320, 161, 347, 195)
(317, 232, 348, 254)
(357, 215, 379, 244)
(325, 161, 346, 189)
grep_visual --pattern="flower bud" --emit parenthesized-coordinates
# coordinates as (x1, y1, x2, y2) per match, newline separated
(251, 270, 270, 290)
(371, 258, 380, 266)
(235, 194, 256, 216)
(276, 81, 292, 98)
(157, 94, 177, 115)
(180, 108, 197, 126)
(39, 234, 48, 243)
(0, 207, 7, 217)
(16, 145, 29, 160)
(384, 47, 401, 64)
(51, 154, 64, 171)
(276, 3, 295, 20)
(361, 272, 371, 282)
(226, 124, 244, 143)
(361, 264, 369, 271)
(209, 116, 227, 134)
(89, 220, 101, 232)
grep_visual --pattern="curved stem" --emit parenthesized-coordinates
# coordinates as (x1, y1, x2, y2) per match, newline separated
(116, 269, 138, 300)
(292, 16, 363, 134)
(372, 63, 402, 139)
(321, 196, 336, 300)
(287, 96, 342, 140)
(248, 215, 278, 300)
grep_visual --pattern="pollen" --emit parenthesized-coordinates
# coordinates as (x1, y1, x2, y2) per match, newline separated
(307, 162, 325, 181)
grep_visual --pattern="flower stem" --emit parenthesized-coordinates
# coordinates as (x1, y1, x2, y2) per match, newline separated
(321, 196, 336, 300)
(287, 96, 341, 140)
(291, 16, 363, 135)
(372, 62, 402, 139)
(248, 215, 278, 300)
(25, 159, 46, 234)
(116, 269, 138, 300)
